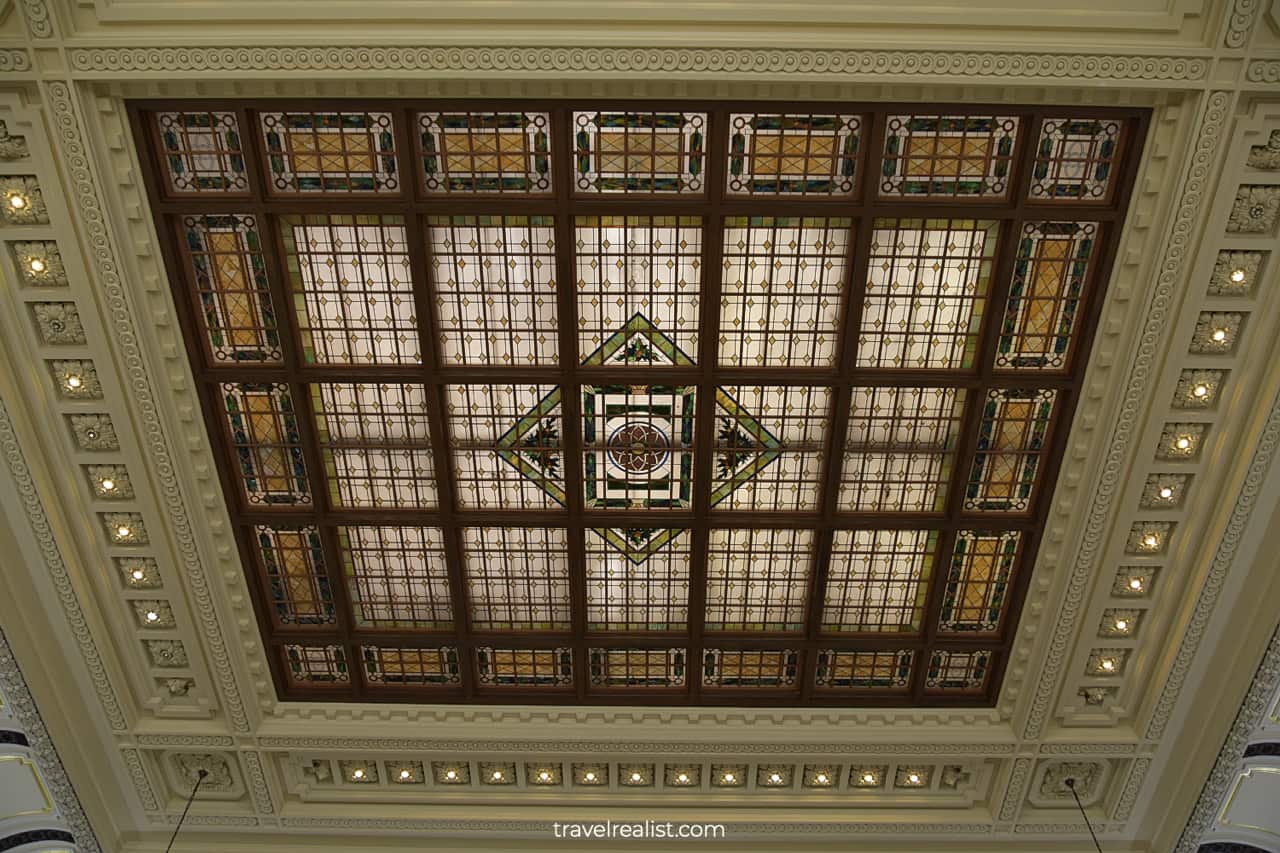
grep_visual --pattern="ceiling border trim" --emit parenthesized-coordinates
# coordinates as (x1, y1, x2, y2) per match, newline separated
(1175, 623, 1280, 853)
(0, 625, 103, 853)
(1022, 89, 1232, 740)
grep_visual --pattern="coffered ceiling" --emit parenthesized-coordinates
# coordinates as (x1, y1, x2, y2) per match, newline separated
(0, 0, 1278, 851)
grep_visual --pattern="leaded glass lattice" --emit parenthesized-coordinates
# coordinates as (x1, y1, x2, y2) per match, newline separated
(727, 114, 861, 196)
(182, 214, 280, 362)
(339, 526, 452, 627)
(462, 528, 572, 630)
(719, 217, 850, 366)
(157, 111, 248, 193)
(574, 111, 706, 193)
(447, 384, 563, 508)
(705, 529, 813, 632)
(940, 531, 1020, 634)
(813, 650, 914, 690)
(822, 530, 936, 633)
(585, 529, 690, 629)
(220, 382, 309, 505)
(881, 115, 1018, 197)
(255, 525, 334, 625)
(589, 648, 687, 688)
(711, 386, 829, 511)
(419, 111, 551, 193)
(428, 215, 559, 365)
(261, 111, 397, 193)
(1029, 118, 1121, 202)
(965, 388, 1057, 512)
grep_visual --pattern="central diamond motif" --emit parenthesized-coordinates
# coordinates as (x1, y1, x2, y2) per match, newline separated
(498, 314, 782, 563)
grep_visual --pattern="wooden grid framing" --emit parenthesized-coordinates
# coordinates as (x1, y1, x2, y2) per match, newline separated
(131, 99, 1149, 707)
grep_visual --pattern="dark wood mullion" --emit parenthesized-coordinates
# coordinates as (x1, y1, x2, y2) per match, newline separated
(398, 103, 480, 698)
(687, 108, 731, 703)
(548, 106, 591, 700)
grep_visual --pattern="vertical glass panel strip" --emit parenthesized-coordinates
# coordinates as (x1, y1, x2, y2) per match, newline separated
(964, 388, 1057, 512)
(255, 525, 334, 625)
(184, 213, 281, 363)
(939, 530, 1021, 634)
(220, 382, 310, 505)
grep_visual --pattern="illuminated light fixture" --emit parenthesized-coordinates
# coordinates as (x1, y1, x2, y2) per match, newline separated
(85, 429, 99, 440)
(630, 772, 642, 782)
(1158, 486, 1173, 499)
(1192, 383, 1210, 398)
(722, 772, 736, 783)
(1142, 533, 1159, 548)
(145, 610, 159, 622)
(28, 258, 46, 273)
(1114, 619, 1129, 631)
(769, 773, 782, 783)
(1129, 578, 1144, 591)
(399, 769, 411, 780)
(65, 375, 83, 389)
(351, 769, 365, 780)
(815, 773, 829, 784)
(115, 525, 132, 538)
(677, 773, 689, 784)
(101, 478, 117, 492)
(7, 193, 27, 209)
(445, 769, 457, 781)
(491, 770, 503, 781)
(584, 771, 596, 782)
(1230, 268, 1247, 282)
(1175, 437, 1192, 450)
(907, 773, 921, 784)
(1212, 328, 1228, 342)
(862, 773, 876, 784)
(131, 569, 145, 581)
(1100, 658, 1116, 672)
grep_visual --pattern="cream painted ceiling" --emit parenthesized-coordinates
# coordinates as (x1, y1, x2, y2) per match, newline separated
(0, 0, 1278, 851)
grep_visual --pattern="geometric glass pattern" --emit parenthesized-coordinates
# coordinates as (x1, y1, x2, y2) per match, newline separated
(880, 115, 1019, 197)
(839, 386, 966, 512)
(462, 528, 572, 630)
(939, 531, 1020, 634)
(995, 221, 1098, 370)
(312, 383, 436, 508)
(157, 111, 248, 193)
(719, 217, 850, 366)
(220, 382, 310, 505)
(964, 388, 1057, 512)
(705, 529, 813, 632)
(573, 112, 706, 193)
(822, 530, 936, 633)
(813, 650, 914, 690)
(418, 111, 552, 193)
(340, 526, 451, 628)
(255, 525, 334, 625)
(575, 216, 702, 363)
(144, 100, 1141, 707)
(428, 215, 559, 365)
(857, 219, 999, 369)
(260, 111, 398, 193)
(1029, 118, 1121, 202)
(281, 215, 419, 365)
(727, 114, 861, 196)
(182, 214, 281, 362)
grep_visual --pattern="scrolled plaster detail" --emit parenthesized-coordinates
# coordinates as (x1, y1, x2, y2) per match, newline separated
(19, 0, 53, 38)
(1113, 757, 1151, 822)
(0, 396, 126, 731)
(0, 50, 32, 73)
(1023, 90, 1233, 741)
(242, 750, 276, 814)
(1223, 0, 1261, 48)
(998, 757, 1034, 821)
(41, 79, 251, 732)
(1147, 385, 1280, 740)
(63, 46, 1210, 82)
(1246, 61, 1280, 84)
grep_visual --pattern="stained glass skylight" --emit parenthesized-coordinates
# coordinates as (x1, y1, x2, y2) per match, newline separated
(140, 100, 1144, 707)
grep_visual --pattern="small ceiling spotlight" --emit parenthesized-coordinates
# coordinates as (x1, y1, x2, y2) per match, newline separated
(1211, 328, 1228, 342)
(1158, 486, 1173, 499)
(1192, 383, 1210, 398)
(145, 610, 159, 622)
(1129, 578, 1144, 591)
(1230, 268, 1247, 282)
(351, 769, 365, 780)
(7, 193, 27, 209)
(1100, 658, 1116, 672)
(65, 375, 83, 389)
(28, 258, 46, 273)
(399, 769, 411, 780)
(131, 569, 146, 581)
(101, 478, 117, 492)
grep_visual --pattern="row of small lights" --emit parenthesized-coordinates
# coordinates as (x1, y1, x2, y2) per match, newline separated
(342, 764, 925, 788)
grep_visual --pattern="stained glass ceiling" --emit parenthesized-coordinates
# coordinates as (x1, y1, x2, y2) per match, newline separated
(136, 102, 1142, 706)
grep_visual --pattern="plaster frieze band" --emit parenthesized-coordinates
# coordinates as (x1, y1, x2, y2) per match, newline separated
(39, 79, 252, 733)
(60, 46, 1211, 83)
(0, 626, 103, 853)
(1223, 0, 1261, 48)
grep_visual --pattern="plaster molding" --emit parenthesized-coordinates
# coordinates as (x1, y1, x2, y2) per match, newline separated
(1147, 383, 1280, 740)
(1023, 89, 1232, 740)
(0, 626, 103, 852)
(1113, 757, 1152, 822)
(62, 46, 1211, 83)
(998, 757, 1034, 821)
(254, 736, 1020, 755)
(1175, 625, 1280, 853)
(0, 396, 126, 732)
(120, 747, 159, 812)
(1247, 61, 1280, 84)
(273, 816, 997, 834)
(0, 50, 31, 73)
(242, 750, 275, 814)
(20, 0, 53, 38)
(39, 79, 252, 733)
(1224, 0, 1262, 47)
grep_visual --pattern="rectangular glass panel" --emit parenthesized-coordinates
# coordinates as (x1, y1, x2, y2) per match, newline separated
(363, 646, 461, 685)
(575, 216, 702, 365)
(711, 386, 829, 511)
(260, 111, 397, 193)
(813, 650, 914, 689)
(255, 525, 334, 625)
(284, 645, 348, 685)
(719, 217, 850, 366)
(475, 647, 573, 687)
(448, 384, 563, 508)
(995, 221, 1098, 370)
(419, 111, 551, 193)
(839, 386, 966, 512)
(281, 214, 418, 364)
(582, 384, 695, 510)
(585, 529, 690, 630)
(220, 382, 310, 505)
(428, 215, 558, 365)
(964, 388, 1057, 512)
(183, 213, 280, 362)
(727, 113, 861, 196)
(822, 529, 936, 632)
(858, 219, 998, 369)
(940, 530, 1020, 633)
(462, 528, 571, 630)
(574, 111, 706, 193)
(339, 526, 452, 627)
(705, 529, 813, 631)
(158, 111, 248, 193)
(589, 649, 686, 687)
(702, 649, 799, 688)
(1029, 118, 1121, 202)
(924, 649, 994, 692)
(881, 115, 1018, 198)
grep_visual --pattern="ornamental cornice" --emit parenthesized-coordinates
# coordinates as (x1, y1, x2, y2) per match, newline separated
(1247, 61, 1280, 84)
(254, 736, 1020, 754)
(57, 46, 1211, 83)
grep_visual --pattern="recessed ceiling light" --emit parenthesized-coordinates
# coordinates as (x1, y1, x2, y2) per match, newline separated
(101, 478, 116, 491)
(1101, 658, 1116, 671)
(145, 610, 159, 622)
(723, 772, 736, 783)
(28, 258, 46, 273)
(1211, 328, 1228, 342)
(1158, 486, 1173, 499)
(115, 525, 132, 538)
(399, 769, 411, 780)
(8, 194, 27, 209)
(584, 771, 597, 782)
(1114, 619, 1128, 631)
(491, 770, 503, 781)
(1192, 384, 1210, 398)
(445, 769, 457, 780)
(131, 569, 145, 581)
(862, 773, 876, 784)
(907, 773, 921, 784)
(1175, 436, 1192, 449)
(815, 773, 829, 784)
(677, 773, 689, 783)
(769, 773, 781, 783)
(352, 769, 364, 780)
(65, 375, 83, 389)
(630, 772, 642, 782)
(1230, 268, 1246, 282)
(538, 771, 551, 782)
(1129, 578, 1144, 591)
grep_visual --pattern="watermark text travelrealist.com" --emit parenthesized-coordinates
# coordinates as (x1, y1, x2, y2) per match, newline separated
(553, 820, 726, 840)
